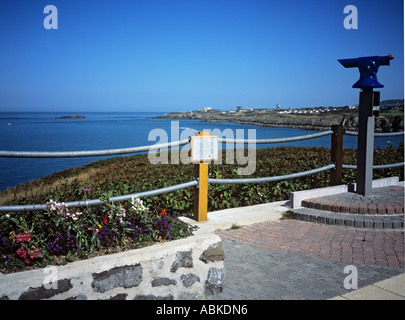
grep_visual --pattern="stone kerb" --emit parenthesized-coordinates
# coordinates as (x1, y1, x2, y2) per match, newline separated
(0, 233, 225, 300)
(290, 185, 348, 209)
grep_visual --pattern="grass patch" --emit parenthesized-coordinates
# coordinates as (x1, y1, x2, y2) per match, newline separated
(281, 210, 296, 220)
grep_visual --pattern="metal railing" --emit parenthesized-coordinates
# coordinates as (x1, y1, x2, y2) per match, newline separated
(0, 180, 198, 212)
(344, 131, 404, 137)
(0, 127, 403, 217)
(342, 162, 405, 170)
(0, 139, 190, 158)
(342, 130, 405, 170)
(208, 164, 336, 185)
(218, 130, 334, 144)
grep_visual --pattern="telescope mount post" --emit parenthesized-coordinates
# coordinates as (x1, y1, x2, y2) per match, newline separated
(356, 87, 375, 196)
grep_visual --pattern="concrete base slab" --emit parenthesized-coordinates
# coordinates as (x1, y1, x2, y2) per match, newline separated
(180, 200, 290, 235)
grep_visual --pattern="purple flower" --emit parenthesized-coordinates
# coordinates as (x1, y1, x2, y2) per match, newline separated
(97, 227, 117, 246)
(50, 235, 77, 255)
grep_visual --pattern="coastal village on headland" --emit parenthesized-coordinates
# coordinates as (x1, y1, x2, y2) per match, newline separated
(155, 99, 404, 132)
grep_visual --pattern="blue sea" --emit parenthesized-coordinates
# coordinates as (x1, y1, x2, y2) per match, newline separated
(0, 111, 403, 192)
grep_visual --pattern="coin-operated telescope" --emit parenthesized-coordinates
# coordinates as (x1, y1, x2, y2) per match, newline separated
(338, 55, 394, 88)
(338, 54, 394, 196)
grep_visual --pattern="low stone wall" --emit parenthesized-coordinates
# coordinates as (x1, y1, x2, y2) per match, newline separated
(0, 233, 225, 300)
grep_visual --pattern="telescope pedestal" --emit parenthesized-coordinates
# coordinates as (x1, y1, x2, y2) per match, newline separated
(338, 54, 394, 196)
(356, 88, 375, 196)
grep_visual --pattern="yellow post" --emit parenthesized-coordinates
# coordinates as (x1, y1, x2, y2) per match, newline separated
(193, 131, 209, 221)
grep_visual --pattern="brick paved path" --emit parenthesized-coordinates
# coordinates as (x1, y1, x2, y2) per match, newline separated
(218, 219, 404, 268)
(209, 219, 404, 300)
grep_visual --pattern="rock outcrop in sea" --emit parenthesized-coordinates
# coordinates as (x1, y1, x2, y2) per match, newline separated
(54, 115, 86, 119)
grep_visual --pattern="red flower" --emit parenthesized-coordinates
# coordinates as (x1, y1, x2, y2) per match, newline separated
(17, 246, 27, 259)
(160, 209, 167, 217)
(16, 245, 41, 265)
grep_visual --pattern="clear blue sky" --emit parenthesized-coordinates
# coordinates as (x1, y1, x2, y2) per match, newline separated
(0, 0, 403, 112)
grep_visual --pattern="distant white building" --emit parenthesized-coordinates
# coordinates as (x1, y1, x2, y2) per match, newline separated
(201, 107, 212, 112)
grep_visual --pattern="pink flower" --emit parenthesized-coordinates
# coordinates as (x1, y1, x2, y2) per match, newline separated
(29, 247, 41, 259)
(81, 187, 91, 195)
(12, 232, 31, 243)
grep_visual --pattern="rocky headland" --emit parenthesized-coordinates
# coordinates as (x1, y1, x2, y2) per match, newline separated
(155, 106, 404, 132)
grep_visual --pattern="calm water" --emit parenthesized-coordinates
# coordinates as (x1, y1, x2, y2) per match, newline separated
(0, 112, 403, 191)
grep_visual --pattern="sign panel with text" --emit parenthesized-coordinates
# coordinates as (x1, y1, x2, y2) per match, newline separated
(190, 136, 218, 163)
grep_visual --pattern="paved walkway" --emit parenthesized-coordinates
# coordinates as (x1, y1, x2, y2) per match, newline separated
(210, 220, 404, 300)
(186, 181, 405, 300)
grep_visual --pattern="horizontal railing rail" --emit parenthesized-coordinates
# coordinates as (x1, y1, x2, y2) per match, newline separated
(208, 164, 336, 185)
(344, 131, 405, 137)
(0, 180, 198, 212)
(0, 139, 190, 158)
(219, 130, 334, 144)
(342, 162, 405, 170)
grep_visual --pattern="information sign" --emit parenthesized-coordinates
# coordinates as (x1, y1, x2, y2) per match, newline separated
(190, 135, 218, 162)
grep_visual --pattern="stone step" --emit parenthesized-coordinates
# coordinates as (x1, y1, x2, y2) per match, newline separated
(301, 197, 404, 215)
(293, 207, 404, 229)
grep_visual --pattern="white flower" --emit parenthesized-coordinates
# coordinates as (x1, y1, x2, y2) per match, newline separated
(131, 196, 147, 212)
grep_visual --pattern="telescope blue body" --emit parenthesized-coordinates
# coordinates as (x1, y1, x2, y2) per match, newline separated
(338, 55, 394, 88)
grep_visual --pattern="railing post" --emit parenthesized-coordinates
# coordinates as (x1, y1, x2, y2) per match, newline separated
(330, 125, 343, 186)
(193, 131, 209, 221)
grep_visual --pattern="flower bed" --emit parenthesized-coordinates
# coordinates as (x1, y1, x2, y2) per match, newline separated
(0, 191, 197, 274)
